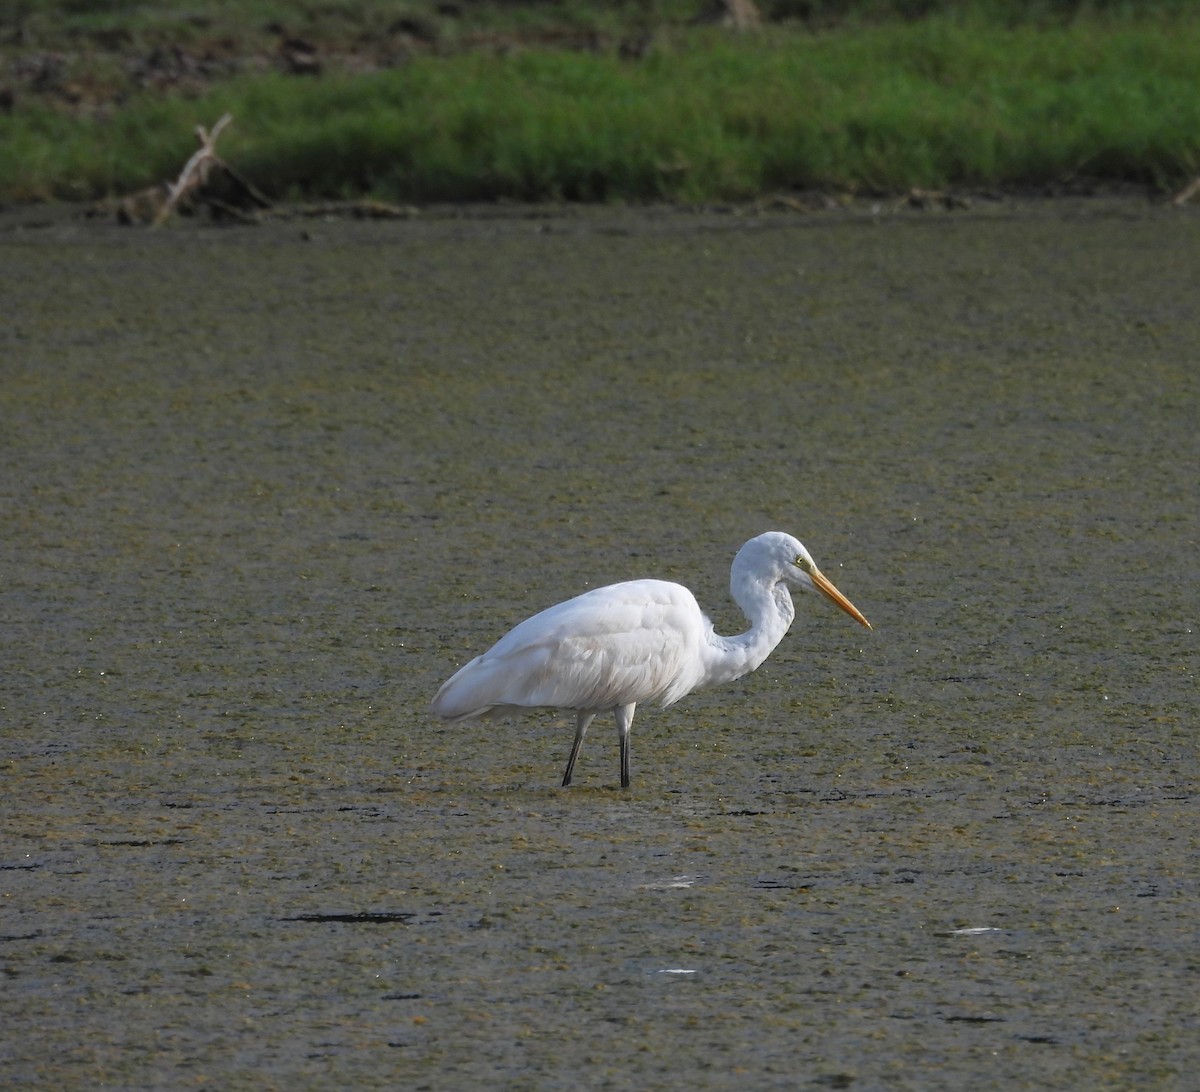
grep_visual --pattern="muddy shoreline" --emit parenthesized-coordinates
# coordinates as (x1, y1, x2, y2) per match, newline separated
(0, 178, 1181, 233)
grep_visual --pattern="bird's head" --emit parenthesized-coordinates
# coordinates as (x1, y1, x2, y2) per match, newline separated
(745, 532, 872, 630)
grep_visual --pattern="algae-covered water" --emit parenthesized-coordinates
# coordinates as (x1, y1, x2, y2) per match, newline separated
(2, 199, 1197, 1089)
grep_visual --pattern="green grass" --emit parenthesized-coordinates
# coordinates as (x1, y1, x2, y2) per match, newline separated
(2, 6, 1199, 204)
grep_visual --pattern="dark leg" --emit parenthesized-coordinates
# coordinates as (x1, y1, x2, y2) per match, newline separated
(562, 713, 595, 786)
(615, 704, 636, 789)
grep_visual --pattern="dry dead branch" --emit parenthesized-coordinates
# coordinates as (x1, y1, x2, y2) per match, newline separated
(1171, 176, 1200, 206)
(109, 113, 271, 226)
(154, 112, 234, 225)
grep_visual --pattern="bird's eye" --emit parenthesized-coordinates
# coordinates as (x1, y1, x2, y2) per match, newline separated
(794, 555, 813, 574)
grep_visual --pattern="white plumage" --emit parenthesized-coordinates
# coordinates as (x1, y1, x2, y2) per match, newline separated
(431, 531, 870, 788)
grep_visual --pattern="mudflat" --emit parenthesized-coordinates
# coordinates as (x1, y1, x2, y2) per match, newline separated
(2, 198, 1197, 1089)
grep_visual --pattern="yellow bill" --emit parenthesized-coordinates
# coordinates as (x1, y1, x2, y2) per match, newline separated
(810, 565, 872, 630)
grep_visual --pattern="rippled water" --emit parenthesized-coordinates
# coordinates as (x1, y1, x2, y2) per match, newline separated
(2, 199, 1197, 1089)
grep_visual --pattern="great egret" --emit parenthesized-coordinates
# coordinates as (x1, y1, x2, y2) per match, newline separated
(431, 531, 871, 788)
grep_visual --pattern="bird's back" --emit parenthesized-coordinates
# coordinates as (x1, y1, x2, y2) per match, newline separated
(431, 579, 710, 721)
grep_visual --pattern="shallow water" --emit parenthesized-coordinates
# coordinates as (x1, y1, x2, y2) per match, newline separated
(2, 199, 1197, 1089)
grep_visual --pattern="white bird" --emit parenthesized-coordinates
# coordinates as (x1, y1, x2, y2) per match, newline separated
(431, 531, 871, 788)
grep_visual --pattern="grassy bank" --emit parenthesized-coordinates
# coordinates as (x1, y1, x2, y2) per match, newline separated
(2, 3, 1199, 205)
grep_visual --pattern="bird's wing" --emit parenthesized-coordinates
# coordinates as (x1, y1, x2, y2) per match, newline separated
(431, 580, 708, 720)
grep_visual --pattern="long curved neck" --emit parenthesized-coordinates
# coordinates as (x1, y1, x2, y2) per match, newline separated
(702, 569, 795, 687)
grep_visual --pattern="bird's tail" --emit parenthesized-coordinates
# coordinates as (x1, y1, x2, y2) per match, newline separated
(430, 656, 495, 721)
